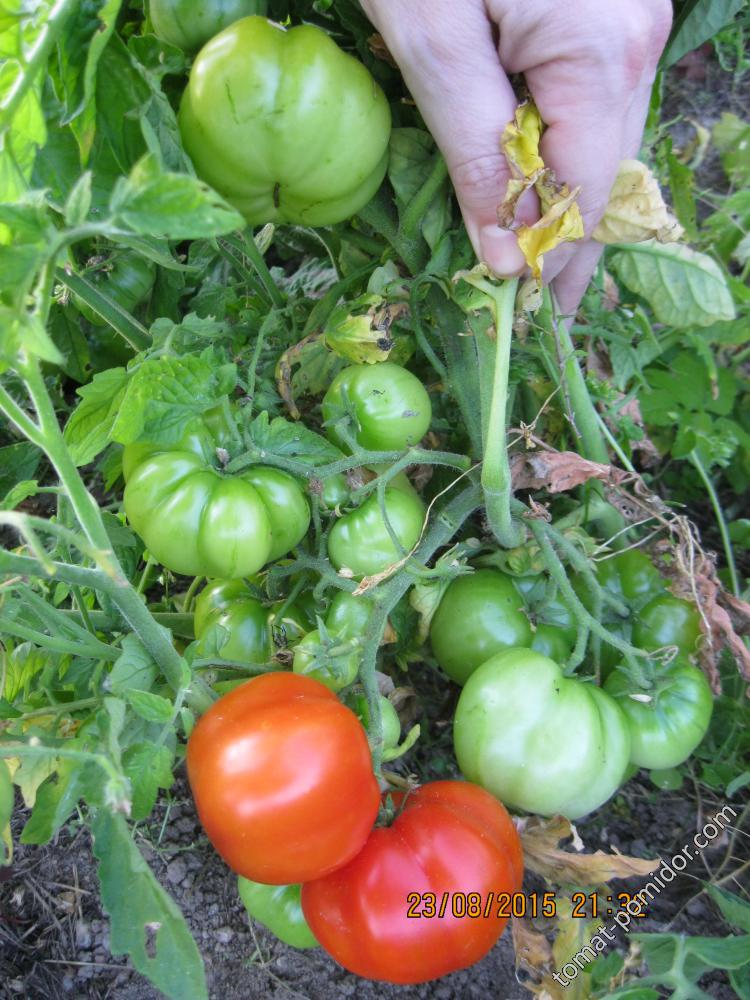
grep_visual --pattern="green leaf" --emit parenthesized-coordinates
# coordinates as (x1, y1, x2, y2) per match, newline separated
(63, 170, 93, 226)
(20, 757, 95, 846)
(0, 308, 64, 370)
(712, 112, 750, 188)
(63, 366, 129, 466)
(0, 758, 13, 842)
(686, 934, 750, 969)
(122, 743, 175, 821)
(49, 306, 90, 382)
(108, 635, 158, 696)
(1, 479, 40, 511)
(55, 0, 122, 127)
(610, 241, 736, 327)
(248, 411, 342, 464)
(388, 128, 449, 250)
(110, 153, 244, 239)
(707, 885, 750, 933)
(110, 353, 236, 446)
(666, 150, 697, 240)
(0, 442, 42, 498)
(124, 689, 174, 724)
(597, 989, 660, 1000)
(91, 809, 208, 1000)
(663, 0, 746, 68)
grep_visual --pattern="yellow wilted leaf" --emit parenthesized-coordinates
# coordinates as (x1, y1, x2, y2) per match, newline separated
(502, 101, 545, 179)
(517, 185, 585, 279)
(497, 101, 584, 282)
(593, 159, 684, 245)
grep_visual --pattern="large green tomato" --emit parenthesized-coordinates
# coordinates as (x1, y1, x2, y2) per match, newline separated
(124, 450, 310, 578)
(513, 575, 577, 663)
(178, 17, 391, 226)
(598, 550, 665, 606)
(238, 877, 318, 949)
(454, 649, 631, 818)
(75, 251, 156, 328)
(430, 570, 533, 685)
(633, 595, 701, 656)
(328, 488, 424, 580)
(604, 662, 713, 769)
(322, 363, 432, 452)
(150, 0, 267, 52)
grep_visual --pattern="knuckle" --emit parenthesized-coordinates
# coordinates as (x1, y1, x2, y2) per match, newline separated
(449, 153, 509, 202)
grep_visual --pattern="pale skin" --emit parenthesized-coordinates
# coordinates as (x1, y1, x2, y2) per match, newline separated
(360, 0, 673, 312)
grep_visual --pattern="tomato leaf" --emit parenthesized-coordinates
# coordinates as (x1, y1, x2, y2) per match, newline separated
(63, 367, 129, 466)
(20, 757, 98, 846)
(610, 241, 736, 327)
(124, 690, 174, 724)
(91, 808, 208, 1000)
(108, 636, 158, 695)
(110, 153, 244, 240)
(662, 0, 746, 68)
(109, 353, 237, 446)
(247, 411, 343, 464)
(123, 743, 175, 821)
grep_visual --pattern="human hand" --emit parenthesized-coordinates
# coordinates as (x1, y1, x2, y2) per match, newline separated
(360, 0, 672, 312)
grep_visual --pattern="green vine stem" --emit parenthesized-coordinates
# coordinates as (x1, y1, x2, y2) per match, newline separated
(358, 482, 483, 773)
(222, 231, 286, 310)
(478, 277, 523, 548)
(690, 450, 740, 597)
(526, 515, 653, 687)
(0, 361, 214, 713)
(0, 0, 79, 130)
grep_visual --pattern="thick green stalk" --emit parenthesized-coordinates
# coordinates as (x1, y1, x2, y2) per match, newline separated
(480, 278, 523, 548)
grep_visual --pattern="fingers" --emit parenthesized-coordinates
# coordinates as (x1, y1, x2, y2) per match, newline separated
(359, 0, 530, 275)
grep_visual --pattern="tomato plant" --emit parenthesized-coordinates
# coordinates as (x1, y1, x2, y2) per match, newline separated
(178, 17, 391, 225)
(301, 781, 523, 983)
(186, 673, 380, 883)
(322, 362, 432, 452)
(454, 648, 631, 818)
(237, 877, 318, 949)
(150, 0, 267, 52)
(605, 661, 714, 769)
(430, 569, 533, 684)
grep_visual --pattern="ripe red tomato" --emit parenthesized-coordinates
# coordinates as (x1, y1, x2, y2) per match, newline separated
(186, 673, 380, 883)
(301, 781, 523, 983)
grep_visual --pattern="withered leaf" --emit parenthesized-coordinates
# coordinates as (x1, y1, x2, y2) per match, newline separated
(593, 159, 684, 245)
(520, 815, 659, 885)
(511, 450, 630, 494)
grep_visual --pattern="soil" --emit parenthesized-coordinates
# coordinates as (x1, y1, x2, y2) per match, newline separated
(2, 760, 748, 1000)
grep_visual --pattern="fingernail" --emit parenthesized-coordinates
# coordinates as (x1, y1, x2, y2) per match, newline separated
(479, 224, 526, 276)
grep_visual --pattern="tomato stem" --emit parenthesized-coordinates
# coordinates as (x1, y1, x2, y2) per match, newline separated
(480, 278, 523, 549)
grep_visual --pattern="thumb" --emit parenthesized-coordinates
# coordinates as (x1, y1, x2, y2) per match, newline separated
(364, 0, 528, 275)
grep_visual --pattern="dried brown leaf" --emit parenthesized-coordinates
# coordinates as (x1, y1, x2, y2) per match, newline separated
(511, 450, 629, 494)
(520, 815, 659, 886)
(593, 160, 684, 245)
(367, 33, 397, 66)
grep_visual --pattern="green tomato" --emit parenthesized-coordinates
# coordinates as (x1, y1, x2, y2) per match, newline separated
(75, 251, 156, 328)
(292, 628, 360, 692)
(454, 648, 631, 819)
(633, 595, 701, 656)
(238, 877, 318, 949)
(124, 452, 309, 579)
(243, 466, 311, 563)
(150, 0, 267, 52)
(122, 405, 234, 481)
(531, 623, 573, 662)
(178, 17, 391, 226)
(351, 694, 401, 750)
(320, 472, 350, 510)
(194, 580, 271, 664)
(605, 550, 664, 605)
(322, 362, 432, 452)
(430, 570, 533, 686)
(604, 662, 713, 769)
(328, 488, 424, 580)
(325, 591, 372, 638)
